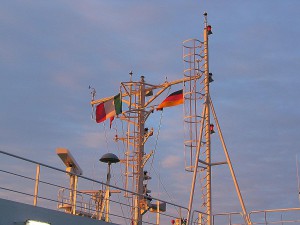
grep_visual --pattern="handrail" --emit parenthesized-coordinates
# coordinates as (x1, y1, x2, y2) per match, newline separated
(249, 207, 300, 225)
(1, 150, 300, 225)
(0, 150, 189, 225)
(0, 150, 187, 210)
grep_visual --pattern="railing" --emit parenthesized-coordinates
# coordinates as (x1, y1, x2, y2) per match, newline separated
(191, 210, 208, 225)
(0, 150, 188, 225)
(208, 208, 300, 225)
(249, 208, 300, 225)
(1, 150, 300, 225)
(212, 212, 246, 225)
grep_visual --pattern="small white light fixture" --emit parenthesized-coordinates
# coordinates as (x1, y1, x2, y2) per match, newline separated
(26, 220, 50, 225)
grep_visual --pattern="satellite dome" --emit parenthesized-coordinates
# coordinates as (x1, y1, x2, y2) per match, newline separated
(100, 153, 120, 164)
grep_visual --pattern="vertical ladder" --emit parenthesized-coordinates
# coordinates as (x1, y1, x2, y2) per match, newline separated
(183, 13, 252, 225)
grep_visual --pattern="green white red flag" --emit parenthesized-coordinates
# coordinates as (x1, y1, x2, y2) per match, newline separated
(96, 93, 122, 123)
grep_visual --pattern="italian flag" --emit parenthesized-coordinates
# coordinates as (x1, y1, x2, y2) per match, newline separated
(96, 93, 122, 123)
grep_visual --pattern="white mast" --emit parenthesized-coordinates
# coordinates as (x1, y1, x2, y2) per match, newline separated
(183, 12, 252, 225)
(91, 74, 188, 225)
(135, 75, 146, 225)
(91, 12, 251, 225)
(203, 13, 212, 223)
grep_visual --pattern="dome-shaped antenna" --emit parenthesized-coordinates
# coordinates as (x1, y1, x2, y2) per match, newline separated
(100, 153, 120, 165)
(99, 152, 120, 222)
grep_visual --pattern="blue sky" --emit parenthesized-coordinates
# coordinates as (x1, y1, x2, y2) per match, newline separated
(1, 0, 300, 217)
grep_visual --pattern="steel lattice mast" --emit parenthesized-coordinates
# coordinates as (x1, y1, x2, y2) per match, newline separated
(91, 75, 190, 225)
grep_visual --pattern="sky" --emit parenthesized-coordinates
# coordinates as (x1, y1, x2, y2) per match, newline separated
(1, 0, 300, 222)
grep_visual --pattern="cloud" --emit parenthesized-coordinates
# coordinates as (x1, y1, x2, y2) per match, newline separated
(1, 0, 300, 220)
(80, 130, 107, 149)
(161, 155, 182, 169)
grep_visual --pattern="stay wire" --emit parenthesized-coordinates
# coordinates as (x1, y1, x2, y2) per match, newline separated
(148, 87, 180, 213)
(103, 121, 110, 153)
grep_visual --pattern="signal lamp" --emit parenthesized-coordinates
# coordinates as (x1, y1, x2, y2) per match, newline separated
(209, 73, 214, 83)
(210, 124, 215, 134)
(207, 25, 213, 35)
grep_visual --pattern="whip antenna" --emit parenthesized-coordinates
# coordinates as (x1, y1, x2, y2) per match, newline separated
(89, 86, 96, 120)
(297, 155, 300, 202)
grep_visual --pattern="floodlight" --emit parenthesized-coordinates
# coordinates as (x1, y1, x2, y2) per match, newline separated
(56, 148, 83, 175)
(26, 220, 50, 225)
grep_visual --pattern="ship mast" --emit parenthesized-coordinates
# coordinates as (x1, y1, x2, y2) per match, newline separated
(91, 74, 188, 225)
(91, 12, 252, 225)
(183, 12, 252, 225)
(135, 75, 146, 225)
(203, 12, 212, 223)
(183, 11, 213, 224)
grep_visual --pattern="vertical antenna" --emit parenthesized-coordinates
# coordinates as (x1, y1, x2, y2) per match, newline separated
(297, 155, 300, 202)
(89, 86, 96, 119)
(204, 11, 208, 26)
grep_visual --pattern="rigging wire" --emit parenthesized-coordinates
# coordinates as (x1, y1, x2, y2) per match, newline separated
(113, 169, 129, 225)
(115, 84, 136, 222)
(149, 112, 180, 214)
(118, 117, 132, 209)
(91, 120, 110, 190)
(89, 87, 101, 189)
(103, 121, 110, 153)
(150, 86, 171, 159)
(147, 87, 181, 213)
